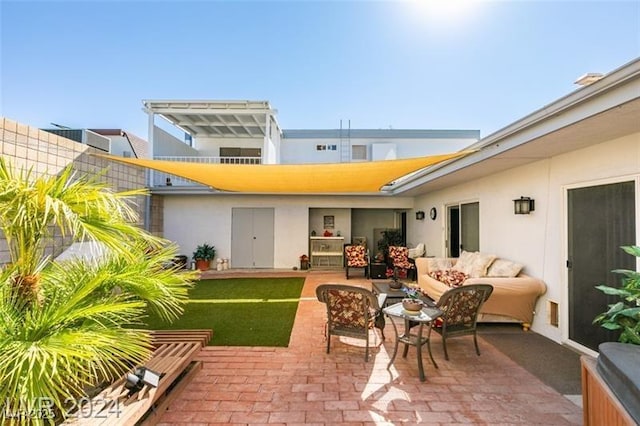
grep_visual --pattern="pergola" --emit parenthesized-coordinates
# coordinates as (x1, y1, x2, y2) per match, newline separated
(142, 100, 278, 138)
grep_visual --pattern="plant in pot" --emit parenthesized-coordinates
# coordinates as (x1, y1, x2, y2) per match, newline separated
(593, 245, 640, 345)
(299, 254, 309, 270)
(193, 243, 216, 271)
(377, 229, 404, 260)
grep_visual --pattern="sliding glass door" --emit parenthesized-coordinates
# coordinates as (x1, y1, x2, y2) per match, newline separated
(447, 202, 479, 257)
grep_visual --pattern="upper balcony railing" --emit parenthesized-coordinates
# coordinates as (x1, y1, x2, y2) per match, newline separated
(152, 156, 262, 188)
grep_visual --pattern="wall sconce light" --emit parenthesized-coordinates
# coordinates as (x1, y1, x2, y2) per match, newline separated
(415, 211, 425, 220)
(513, 197, 535, 214)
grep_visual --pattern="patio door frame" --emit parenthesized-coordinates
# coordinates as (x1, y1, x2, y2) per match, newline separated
(562, 175, 639, 355)
(446, 200, 480, 257)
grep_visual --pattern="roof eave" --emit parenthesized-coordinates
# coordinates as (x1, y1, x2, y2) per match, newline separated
(391, 57, 640, 195)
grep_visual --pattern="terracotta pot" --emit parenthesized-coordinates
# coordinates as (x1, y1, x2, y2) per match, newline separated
(195, 259, 210, 271)
(402, 298, 422, 312)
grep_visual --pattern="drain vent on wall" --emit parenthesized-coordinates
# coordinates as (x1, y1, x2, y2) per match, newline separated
(548, 300, 559, 327)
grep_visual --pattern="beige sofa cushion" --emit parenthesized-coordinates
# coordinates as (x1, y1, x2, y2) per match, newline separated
(452, 251, 496, 277)
(426, 257, 453, 272)
(487, 259, 523, 277)
(451, 250, 477, 275)
(469, 252, 497, 278)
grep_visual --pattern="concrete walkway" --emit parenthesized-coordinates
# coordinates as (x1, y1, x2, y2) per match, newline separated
(157, 271, 582, 425)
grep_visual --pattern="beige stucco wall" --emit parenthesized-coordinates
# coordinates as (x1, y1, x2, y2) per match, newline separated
(162, 194, 415, 269)
(0, 117, 148, 265)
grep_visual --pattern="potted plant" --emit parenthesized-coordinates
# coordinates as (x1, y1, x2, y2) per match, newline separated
(377, 229, 404, 257)
(193, 243, 216, 271)
(593, 245, 640, 345)
(299, 254, 309, 270)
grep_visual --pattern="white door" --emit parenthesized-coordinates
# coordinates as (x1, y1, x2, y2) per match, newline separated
(231, 208, 275, 268)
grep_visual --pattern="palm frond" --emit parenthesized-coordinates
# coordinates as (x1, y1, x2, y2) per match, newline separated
(0, 157, 197, 424)
(0, 275, 152, 422)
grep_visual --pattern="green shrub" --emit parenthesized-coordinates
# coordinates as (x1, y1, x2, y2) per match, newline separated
(593, 245, 640, 345)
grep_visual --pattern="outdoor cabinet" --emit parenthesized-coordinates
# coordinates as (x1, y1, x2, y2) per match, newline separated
(370, 262, 387, 279)
(310, 237, 344, 269)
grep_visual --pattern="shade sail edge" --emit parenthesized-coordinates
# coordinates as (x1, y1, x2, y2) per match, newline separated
(98, 152, 470, 193)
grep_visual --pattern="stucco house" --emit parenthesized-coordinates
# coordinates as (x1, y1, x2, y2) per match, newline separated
(116, 58, 639, 356)
(1, 57, 637, 357)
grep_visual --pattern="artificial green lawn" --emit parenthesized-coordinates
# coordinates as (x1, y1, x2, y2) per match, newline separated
(144, 277, 305, 347)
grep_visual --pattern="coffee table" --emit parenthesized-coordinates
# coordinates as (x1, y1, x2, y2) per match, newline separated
(371, 280, 408, 307)
(372, 280, 436, 307)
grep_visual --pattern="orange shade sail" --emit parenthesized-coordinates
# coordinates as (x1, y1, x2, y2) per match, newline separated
(101, 152, 469, 193)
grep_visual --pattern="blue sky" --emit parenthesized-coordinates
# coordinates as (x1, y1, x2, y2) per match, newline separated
(1, 1, 639, 140)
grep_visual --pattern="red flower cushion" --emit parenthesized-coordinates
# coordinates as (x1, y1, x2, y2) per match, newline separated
(345, 245, 367, 267)
(428, 270, 468, 288)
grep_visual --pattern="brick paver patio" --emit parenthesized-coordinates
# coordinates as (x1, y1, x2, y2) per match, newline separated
(157, 271, 582, 425)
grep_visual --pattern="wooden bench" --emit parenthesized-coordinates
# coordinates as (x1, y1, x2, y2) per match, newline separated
(64, 329, 212, 425)
(150, 330, 212, 348)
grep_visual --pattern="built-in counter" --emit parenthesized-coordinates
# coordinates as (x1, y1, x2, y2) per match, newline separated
(310, 237, 344, 269)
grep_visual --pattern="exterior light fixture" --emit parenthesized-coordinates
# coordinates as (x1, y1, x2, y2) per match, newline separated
(124, 367, 163, 395)
(415, 211, 425, 220)
(513, 197, 535, 215)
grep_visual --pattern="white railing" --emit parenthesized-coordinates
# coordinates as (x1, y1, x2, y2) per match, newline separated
(152, 156, 261, 187)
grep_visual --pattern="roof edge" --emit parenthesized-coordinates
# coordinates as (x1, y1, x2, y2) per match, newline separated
(392, 57, 640, 193)
(469, 57, 640, 151)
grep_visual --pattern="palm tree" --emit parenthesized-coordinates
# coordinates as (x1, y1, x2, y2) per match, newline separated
(0, 157, 196, 423)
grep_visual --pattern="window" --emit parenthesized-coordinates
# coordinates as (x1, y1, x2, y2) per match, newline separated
(352, 145, 367, 160)
(316, 144, 336, 151)
(220, 147, 261, 164)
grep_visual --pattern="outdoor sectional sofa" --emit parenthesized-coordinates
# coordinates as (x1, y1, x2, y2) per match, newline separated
(415, 251, 546, 330)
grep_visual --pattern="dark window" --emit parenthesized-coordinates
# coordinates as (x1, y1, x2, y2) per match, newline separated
(220, 147, 261, 164)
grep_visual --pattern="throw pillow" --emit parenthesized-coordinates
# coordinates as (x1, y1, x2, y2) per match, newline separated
(426, 257, 453, 272)
(452, 250, 478, 275)
(429, 270, 468, 287)
(469, 253, 497, 278)
(487, 259, 524, 277)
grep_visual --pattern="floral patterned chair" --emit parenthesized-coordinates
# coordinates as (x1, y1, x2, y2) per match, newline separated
(427, 284, 494, 364)
(344, 244, 369, 279)
(388, 246, 416, 281)
(315, 284, 386, 361)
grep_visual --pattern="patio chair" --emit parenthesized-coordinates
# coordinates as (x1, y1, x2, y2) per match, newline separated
(344, 244, 369, 279)
(427, 284, 494, 362)
(316, 284, 386, 361)
(388, 246, 416, 281)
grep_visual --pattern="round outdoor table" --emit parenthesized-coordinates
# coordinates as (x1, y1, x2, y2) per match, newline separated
(383, 301, 443, 382)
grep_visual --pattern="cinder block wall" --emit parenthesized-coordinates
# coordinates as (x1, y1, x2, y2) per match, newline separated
(0, 117, 148, 265)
